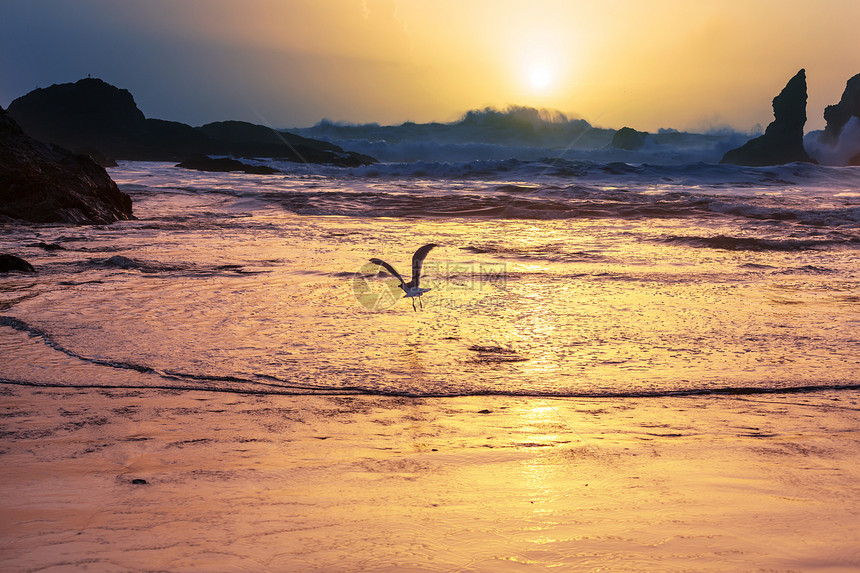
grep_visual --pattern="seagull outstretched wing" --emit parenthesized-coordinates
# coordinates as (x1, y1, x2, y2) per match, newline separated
(369, 258, 406, 289)
(409, 244, 437, 288)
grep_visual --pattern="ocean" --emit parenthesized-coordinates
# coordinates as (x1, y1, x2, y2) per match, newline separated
(2, 136, 859, 398)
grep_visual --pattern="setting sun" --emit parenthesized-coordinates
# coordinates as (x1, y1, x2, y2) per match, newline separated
(528, 66, 553, 92)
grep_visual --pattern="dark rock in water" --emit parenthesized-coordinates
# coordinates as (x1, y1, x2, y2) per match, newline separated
(197, 121, 378, 167)
(198, 120, 341, 152)
(104, 255, 139, 269)
(28, 242, 65, 251)
(101, 255, 176, 273)
(0, 105, 134, 224)
(131, 478, 148, 485)
(611, 127, 648, 150)
(6, 78, 378, 165)
(721, 69, 814, 166)
(176, 156, 280, 175)
(0, 254, 35, 273)
(822, 73, 860, 144)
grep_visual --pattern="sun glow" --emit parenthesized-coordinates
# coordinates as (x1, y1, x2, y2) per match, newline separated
(529, 67, 553, 91)
(517, 40, 564, 98)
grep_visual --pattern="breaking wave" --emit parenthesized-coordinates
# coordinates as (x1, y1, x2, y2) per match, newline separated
(292, 106, 753, 165)
(806, 117, 860, 166)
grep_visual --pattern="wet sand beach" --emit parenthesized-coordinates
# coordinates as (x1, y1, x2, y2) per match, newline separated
(2, 385, 859, 572)
(5, 6, 860, 572)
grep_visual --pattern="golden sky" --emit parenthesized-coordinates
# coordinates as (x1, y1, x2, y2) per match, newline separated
(3, 0, 860, 130)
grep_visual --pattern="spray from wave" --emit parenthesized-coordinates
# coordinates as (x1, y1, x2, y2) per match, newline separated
(806, 116, 860, 166)
(291, 105, 754, 165)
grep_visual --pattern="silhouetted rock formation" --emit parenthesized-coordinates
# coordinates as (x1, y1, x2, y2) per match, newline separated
(822, 73, 860, 144)
(196, 121, 377, 166)
(198, 120, 340, 153)
(6, 78, 377, 166)
(0, 254, 35, 273)
(177, 156, 279, 174)
(0, 105, 133, 224)
(611, 127, 648, 150)
(813, 73, 860, 165)
(721, 69, 814, 166)
(7, 79, 146, 156)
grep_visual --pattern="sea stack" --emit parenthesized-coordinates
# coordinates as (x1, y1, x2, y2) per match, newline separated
(816, 73, 860, 165)
(611, 127, 648, 150)
(720, 69, 814, 166)
(0, 105, 133, 224)
(822, 73, 860, 143)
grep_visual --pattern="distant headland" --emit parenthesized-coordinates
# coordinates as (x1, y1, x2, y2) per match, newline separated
(5, 78, 378, 167)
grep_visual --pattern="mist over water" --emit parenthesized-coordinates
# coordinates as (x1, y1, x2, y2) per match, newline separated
(1, 146, 859, 398)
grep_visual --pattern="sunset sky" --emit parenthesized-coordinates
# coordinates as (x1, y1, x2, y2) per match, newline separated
(2, 0, 859, 132)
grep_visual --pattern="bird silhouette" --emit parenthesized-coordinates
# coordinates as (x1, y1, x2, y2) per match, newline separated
(369, 244, 438, 311)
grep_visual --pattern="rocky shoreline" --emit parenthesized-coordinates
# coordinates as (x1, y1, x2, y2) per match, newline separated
(0, 105, 133, 225)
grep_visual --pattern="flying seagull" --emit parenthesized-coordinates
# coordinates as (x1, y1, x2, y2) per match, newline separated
(370, 244, 438, 311)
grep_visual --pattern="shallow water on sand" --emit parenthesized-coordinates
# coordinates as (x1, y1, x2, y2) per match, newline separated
(1, 161, 859, 397)
(2, 388, 859, 572)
